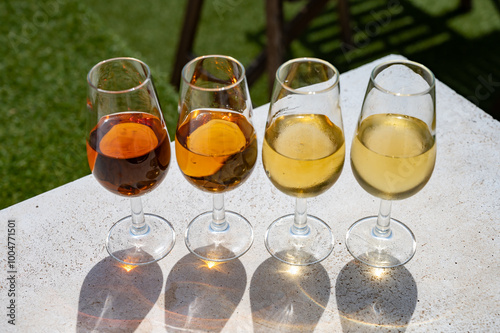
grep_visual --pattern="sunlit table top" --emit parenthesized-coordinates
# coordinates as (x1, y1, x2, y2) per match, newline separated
(1, 55, 499, 332)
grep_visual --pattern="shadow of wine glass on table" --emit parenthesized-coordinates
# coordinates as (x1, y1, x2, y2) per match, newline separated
(335, 259, 418, 332)
(163, 245, 247, 332)
(250, 255, 331, 332)
(77, 250, 163, 332)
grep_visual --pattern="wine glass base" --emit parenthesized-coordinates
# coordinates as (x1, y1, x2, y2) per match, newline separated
(345, 216, 416, 268)
(106, 213, 176, 266)
(265, 214, 334, 266)
(185, 211, 254, 262)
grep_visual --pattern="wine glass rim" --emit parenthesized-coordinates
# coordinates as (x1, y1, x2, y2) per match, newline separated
(275, 57, 340, 95)
(370, 59, 436, 96)
(181, 54, 247, 91)
(87, 57, 152, 94)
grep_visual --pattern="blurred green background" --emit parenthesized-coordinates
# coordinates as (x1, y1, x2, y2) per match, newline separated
(1, 0, 499, 209)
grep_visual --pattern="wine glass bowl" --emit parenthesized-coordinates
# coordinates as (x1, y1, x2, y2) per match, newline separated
(346, 60, 436, 268)
(87, 112, 171, 196)
(86, 57, 175, 266)
(262, 58, 345, 266)
(175, 55, 257, 262)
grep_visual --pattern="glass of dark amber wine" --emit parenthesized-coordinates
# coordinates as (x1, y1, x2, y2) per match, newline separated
(175, 55, 257, 262)
(262, 58, 345, 266)
(86, 57, 175, 266)
(346, 60, 436, 268)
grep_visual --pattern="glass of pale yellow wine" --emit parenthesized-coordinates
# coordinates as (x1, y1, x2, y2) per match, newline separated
(262, 58, 345, 266)
(346, 60, 436, 268)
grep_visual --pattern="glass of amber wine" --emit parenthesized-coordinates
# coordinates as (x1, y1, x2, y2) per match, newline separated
(86, 57, 175, 266)
(262, 58, 345, 266)
(175, 55, 257, 262)
(346, 60, 436, 268)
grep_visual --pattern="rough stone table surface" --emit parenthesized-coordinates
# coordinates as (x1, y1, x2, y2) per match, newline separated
(1, 55, 499, 332)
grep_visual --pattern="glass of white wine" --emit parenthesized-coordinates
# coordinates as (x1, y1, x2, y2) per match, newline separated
(263, 58, 345, 266)
(346, 60, 436, 268)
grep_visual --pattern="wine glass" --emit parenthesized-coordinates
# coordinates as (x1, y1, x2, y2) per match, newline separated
(175, 55, 257, 262)
(262, 58, 345, 266)
(346, 60, 436, 268)
(86, 57, 175, 266)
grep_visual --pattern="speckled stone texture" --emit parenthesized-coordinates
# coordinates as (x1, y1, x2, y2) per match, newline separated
(1, 55, 499, 332)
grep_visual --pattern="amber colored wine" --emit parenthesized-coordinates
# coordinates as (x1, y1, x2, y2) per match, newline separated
(175, 109, 258, 193)
(262, 114, 345, 198)
(86, 112, 171, 196)
(351, 113, 436, 200)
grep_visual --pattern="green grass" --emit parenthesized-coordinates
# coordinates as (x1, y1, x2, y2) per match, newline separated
(1, 0, 499, 209)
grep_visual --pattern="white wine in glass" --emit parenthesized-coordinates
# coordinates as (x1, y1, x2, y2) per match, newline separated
(346, 60, 436, 268)
(351, 113, 436, 200)
(263, 114, 345, 197)
(263, 58, 345, 266)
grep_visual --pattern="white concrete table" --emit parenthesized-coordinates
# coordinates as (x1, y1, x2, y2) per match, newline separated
(1, 55, 499, 332)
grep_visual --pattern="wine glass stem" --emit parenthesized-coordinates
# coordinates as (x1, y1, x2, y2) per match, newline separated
(292, 197, 310, 235)
(374, 199, 392, 238)
(211, 193, 229, 232)
(130, 196, 149, 236)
